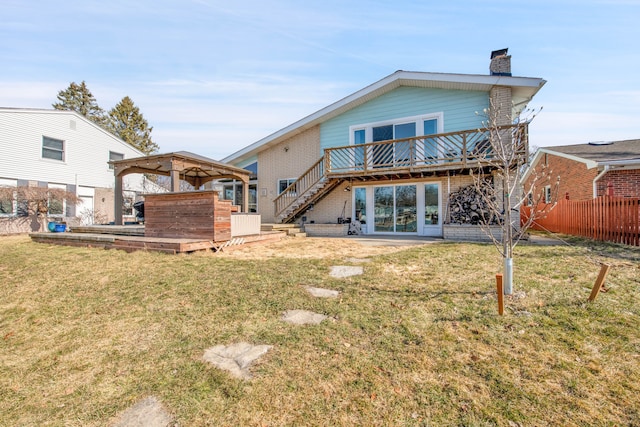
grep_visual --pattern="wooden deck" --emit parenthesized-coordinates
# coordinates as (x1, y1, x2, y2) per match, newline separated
(30, 228, 287, 254)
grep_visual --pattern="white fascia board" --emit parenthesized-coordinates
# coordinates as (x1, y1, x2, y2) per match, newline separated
(539, 148, 599, 169)
(222, 71, 546, 164)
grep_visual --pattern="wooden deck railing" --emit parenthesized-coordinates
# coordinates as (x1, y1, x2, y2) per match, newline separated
(325, 123, 527, 176)
(274, 157, 325, 219)
(274, 124, 528, 221)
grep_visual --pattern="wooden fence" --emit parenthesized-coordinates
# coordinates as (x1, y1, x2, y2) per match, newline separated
(521, 196, 640, 246)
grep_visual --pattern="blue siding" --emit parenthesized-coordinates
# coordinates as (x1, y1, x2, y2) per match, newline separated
(320, 87, 489, 150)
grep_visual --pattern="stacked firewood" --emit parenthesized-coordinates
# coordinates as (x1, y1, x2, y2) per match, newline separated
(447, 184, 497, 225)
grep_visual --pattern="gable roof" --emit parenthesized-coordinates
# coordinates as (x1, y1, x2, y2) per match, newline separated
(523, 139, 640, 183)
(222, 70, 546, 164)
(543, 139, 640, 163)
(536, 139, 640, 169)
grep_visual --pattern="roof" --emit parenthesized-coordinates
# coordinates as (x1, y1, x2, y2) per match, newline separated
(111, 151, 251, 187)
(523, 139, 640, 182)
(542, 139, 640, 164)
(222, 70, 546, 164)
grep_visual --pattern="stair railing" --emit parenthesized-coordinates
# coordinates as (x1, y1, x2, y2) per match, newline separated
(274, 156, 326, 219)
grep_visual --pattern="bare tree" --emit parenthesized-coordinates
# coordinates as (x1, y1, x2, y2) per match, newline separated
(470, 102, 559, 294)
(0, 186, 81, 232)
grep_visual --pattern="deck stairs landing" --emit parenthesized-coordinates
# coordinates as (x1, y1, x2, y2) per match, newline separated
(261, 223, 307, 237)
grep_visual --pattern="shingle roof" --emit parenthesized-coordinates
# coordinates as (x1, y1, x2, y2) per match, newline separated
(545, 139, 640, 163)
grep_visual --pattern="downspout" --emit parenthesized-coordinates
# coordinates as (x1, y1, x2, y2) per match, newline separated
(592, 164, 610, 198)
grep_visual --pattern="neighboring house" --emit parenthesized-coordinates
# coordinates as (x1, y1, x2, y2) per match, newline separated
(222, 49, 545, 239)
(0, 108, 149, 233)
(525, 139, 640, 201)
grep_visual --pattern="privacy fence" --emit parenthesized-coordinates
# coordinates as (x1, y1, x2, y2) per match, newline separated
(521, 196, 640, 247)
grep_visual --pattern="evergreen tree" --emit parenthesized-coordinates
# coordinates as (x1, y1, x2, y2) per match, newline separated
(107, 96, 158, 155)
(52, 81, 107, 126)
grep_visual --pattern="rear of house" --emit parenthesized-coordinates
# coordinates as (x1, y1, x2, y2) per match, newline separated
(222, 50, 545, 239)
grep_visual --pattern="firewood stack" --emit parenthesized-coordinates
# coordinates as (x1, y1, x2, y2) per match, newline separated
(447, 184, 497, 225)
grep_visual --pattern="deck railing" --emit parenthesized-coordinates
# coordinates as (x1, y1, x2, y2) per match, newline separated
(274, 124, 528, 221)
(325, 123, 528, 176)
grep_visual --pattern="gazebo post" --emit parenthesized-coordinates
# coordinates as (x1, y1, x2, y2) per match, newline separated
(243, 180, 249, 213)
(114, 174, 124, 225)
(170, 168, 180, 192)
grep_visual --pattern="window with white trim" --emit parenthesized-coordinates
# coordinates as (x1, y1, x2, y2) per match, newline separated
(278, 178, 296, 195)
(349, 113, 443, 145)
(42, 136, 65, 161)
(544, 185, 552, 203)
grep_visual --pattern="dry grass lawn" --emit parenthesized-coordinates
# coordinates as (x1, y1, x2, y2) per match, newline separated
(0, 233, 639, 426)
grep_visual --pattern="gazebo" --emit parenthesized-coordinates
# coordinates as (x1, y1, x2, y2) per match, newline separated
(110, 151, 251, 225)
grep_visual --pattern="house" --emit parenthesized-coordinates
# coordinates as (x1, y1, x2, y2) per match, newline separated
(222, 49, 546, 239)
(525, 139, 640, 201)
(0, 107, 149, 234)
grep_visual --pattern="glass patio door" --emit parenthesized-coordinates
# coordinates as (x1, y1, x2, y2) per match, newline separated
(373, 185, 417, 233)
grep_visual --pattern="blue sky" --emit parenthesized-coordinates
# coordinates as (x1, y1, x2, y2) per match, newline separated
(2, 0, 639, 160)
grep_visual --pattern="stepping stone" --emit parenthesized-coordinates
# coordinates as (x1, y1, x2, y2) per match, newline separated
(330, 265, 363, 278)
(282, 309, 328, 325)
(305, 286, 340, 298)
(203, 342, 272, 379)
(111, 396, 173, 427)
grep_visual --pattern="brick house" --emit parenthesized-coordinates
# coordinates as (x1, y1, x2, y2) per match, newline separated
(525, 139, 640, 201)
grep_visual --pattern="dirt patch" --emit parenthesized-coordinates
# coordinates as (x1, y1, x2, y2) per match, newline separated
(216, 236, 416, 260)
(110, 396, 173, 427)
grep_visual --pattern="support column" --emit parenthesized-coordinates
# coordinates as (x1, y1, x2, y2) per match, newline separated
(243, 180, 249, 213)
(170, 168, 180, 192)
(115, 174, 123, 225)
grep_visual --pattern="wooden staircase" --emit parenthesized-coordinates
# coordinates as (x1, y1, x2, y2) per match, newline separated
(274, 156, 344, 224)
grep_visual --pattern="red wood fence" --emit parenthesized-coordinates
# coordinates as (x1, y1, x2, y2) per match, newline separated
(521, 196, 640, 246)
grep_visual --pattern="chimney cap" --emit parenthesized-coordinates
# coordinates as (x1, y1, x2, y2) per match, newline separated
(491, 48, 509, 59)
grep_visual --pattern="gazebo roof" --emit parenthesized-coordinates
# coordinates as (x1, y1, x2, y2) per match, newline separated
(111, 151, 251, 188)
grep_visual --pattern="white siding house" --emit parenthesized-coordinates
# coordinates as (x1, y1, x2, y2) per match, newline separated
(0, 108, 148, 233)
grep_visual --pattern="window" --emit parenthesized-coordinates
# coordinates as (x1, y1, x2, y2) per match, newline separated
(42, 136, 65, 161)
(48, 183, 66, 216)
(109, 151, 124, 169)
(544, 185, 552, 203)
(350, 113, 442, 145)
(278, 178, 296, 195)
(0, 191, 14, 215)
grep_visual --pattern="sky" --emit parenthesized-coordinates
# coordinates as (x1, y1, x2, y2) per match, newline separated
(2, 0, 639, 160)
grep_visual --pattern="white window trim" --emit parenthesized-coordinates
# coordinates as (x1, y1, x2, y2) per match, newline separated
(42, 135, 65, 162)
(349, 112, 444, 145)
(278, 178, 297, 195)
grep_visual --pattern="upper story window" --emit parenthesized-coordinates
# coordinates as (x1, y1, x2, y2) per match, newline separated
(109, 151, 124, 169)
(349, 113, 443, 145)
(42, 136, 65, 161)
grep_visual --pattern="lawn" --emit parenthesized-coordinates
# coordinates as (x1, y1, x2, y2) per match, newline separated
(0, 234, 639, 426)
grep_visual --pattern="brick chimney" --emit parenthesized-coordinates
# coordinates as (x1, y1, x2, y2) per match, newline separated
(490, 48, 511, 76)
